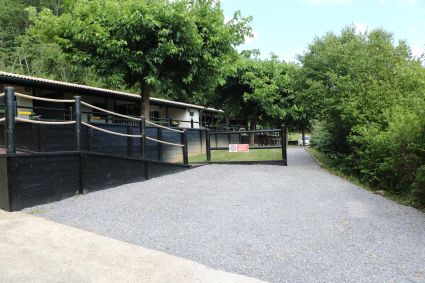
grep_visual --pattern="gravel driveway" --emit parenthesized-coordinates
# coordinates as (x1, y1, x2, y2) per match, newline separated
(27, 147, 425, 282)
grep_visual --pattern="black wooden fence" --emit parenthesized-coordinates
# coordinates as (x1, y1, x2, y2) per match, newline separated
(206, 127, 288, 165)
(0, 87, 191, 211)
(0, 123, 241, 162)
(0, 87, 286, 211)
(0, 151, 187, 211)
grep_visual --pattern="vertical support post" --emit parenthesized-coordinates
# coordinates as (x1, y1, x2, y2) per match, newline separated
(78, 152, 85, 195)
(140, 116, 146, 159)
(5, 87, 16, 154)
(74, 96, 81, 151)
(182, 129, 189, 165)
(281, 124, 288, 166)
(190, 118, 194, 129)
(206, 129, 211, 161)
(200, 129, 203, 153)
(157, 127, 163, 161)
(168, 117, 173, 127)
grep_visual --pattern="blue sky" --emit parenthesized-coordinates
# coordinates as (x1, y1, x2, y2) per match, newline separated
(220, 0, 425, 62)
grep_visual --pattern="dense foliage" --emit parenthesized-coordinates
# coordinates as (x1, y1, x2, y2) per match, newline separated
(211, 51, 296, 130)
(300, 27, 425, 206)
(0, 0, 104, 85)
(24, 0, 251, 116)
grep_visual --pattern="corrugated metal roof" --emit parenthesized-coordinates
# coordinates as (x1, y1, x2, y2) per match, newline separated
(0, 71, 222, 113)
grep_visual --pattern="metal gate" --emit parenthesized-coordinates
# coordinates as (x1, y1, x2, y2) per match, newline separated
(205, 126, 288, 165)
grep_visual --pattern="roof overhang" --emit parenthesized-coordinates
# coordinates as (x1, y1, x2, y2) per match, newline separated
(0, 71, 223, 113)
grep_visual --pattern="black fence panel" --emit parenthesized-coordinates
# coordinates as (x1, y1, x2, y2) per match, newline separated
(0, 156, 9, 210)
(0, 124, 4, 146)
(147, 160, 187, 179)
(40, 124, 81, 152)
(0, 152, 189, 211)
(82, 152, 147, 193)
(89, 124, 130, 155)
(8, 153, 80, 211)
(15, 123, 39, 152)
(2, 121, 256, 163)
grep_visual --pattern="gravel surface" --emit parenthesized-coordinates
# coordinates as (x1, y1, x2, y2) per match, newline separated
(27, 147, 425, 282)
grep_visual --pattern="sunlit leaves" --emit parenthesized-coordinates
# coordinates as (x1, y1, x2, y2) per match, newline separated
(27, 0, 251, 102)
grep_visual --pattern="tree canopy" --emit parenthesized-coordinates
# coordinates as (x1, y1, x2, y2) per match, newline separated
(26, 0, 252, 117)
(212, 51, 296, 130)
(299, 27, 425, 206)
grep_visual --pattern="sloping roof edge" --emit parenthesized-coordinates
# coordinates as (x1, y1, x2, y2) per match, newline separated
(0, 71, 223, 113)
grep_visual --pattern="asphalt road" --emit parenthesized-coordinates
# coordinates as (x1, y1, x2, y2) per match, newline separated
(27, 147, 425, 282)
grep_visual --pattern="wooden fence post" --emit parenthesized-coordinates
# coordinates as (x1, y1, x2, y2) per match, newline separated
(5, 87, 16, 154)
(182, 129, 189, 165)
(140, 116, 146, 159)
(281, 124, 288, 166)
(206, 129, 211, 161)
(74, 96, 81, 151)
(157, 127, 163, 161)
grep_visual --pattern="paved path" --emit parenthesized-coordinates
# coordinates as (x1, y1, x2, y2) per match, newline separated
(27, 148, 425, 282)
(0, 210, 262, 283)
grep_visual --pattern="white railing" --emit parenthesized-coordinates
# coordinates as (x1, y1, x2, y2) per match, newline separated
(15, 92, 75, 103)
(16, 117, 76, 125)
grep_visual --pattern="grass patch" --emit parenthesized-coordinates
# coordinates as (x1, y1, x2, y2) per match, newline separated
(27, 209, 49, 215)
(190, 148, 284, 163)
(288, 132, 301, 142)
(307, 147, 424, 212)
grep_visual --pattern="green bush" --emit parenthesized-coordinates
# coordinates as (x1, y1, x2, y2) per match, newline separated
(349, 105, 425, 206)
(303, 27, 425, 208)
(414, 166, 425, 201)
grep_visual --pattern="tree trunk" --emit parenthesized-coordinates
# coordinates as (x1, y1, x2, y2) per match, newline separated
(249, 119, 256, 145)
(140, 83, 150, 120)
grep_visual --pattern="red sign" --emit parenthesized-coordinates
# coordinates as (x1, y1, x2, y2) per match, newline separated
(229, 144, 250, 152)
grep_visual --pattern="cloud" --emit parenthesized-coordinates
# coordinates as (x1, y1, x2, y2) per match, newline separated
(303, 0, 351, 5)
(353, 21, 369, 34)
(411, 44, 425, 58)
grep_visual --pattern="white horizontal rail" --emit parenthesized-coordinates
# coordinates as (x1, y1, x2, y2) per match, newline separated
(145, 136, 184, 147)
(0, 118, 4, 123)
(15, 92, 75, 103)
(16, 117, 76, 125)
(0, 92, 4, 98)
(145, 119, 184, 133)
(81, 101, 141, 122)
(82, 122, 143, 138)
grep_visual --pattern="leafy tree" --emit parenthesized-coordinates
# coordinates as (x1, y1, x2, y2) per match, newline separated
(212, 51, 294, 143)
(0, 0, 88, 81)
(300, 26, 425, 206)
(282, 63, 313, 144)
(26, 0, 251, 118)
(300, 27, 423, 153)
